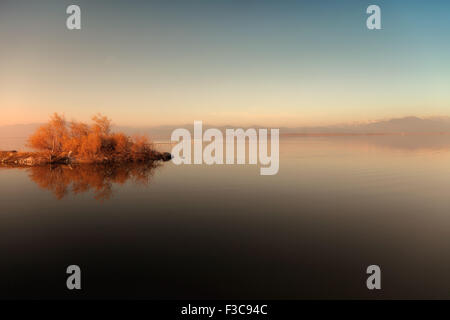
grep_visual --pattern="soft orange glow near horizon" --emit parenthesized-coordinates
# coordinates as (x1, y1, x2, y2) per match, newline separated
(2, 59, 449, 127)
(1, 104, 449, 128)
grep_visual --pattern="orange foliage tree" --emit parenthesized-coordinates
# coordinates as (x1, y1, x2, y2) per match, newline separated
(28, 113, 154, 162)
(27, 113, 68, 160)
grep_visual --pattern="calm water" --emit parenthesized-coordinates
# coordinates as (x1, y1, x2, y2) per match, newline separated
(1, 135, 450, 299)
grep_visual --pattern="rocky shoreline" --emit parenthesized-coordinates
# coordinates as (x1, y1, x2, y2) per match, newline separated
(0, 150, 172, 167)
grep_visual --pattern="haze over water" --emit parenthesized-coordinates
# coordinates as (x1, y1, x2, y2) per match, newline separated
(1, 135, 450, 299)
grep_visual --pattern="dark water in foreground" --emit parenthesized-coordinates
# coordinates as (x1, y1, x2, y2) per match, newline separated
(1, 135, 450, 299)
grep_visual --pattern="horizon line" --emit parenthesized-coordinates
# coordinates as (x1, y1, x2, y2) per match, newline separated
(2, 115, 450, 130)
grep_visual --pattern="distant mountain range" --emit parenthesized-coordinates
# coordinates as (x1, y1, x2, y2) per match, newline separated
(115, 116, 450, 137)
(282, 116, 450, 135)
(0, 123, 41, 138)
(2, 117, 450, 142)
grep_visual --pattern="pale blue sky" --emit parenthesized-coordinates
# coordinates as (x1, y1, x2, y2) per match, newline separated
(1, 0, 449, 126)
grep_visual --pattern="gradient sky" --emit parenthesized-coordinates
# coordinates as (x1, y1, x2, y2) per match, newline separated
(1, 0, 449, 127)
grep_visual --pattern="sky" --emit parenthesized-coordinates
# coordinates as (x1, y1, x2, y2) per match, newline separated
(1, 0, 449, 127)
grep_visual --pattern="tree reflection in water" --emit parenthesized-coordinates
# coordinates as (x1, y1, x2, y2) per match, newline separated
(27, 163, 159, 201)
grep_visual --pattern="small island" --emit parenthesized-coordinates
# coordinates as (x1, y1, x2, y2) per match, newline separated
(0, 113, 171, 166)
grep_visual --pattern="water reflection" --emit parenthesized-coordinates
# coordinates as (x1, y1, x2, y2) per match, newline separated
(27, 163, 160, 201)
(2, 136, 450, 299)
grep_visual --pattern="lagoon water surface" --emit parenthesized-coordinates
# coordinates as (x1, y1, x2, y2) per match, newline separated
(1, 135, 450, 299)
